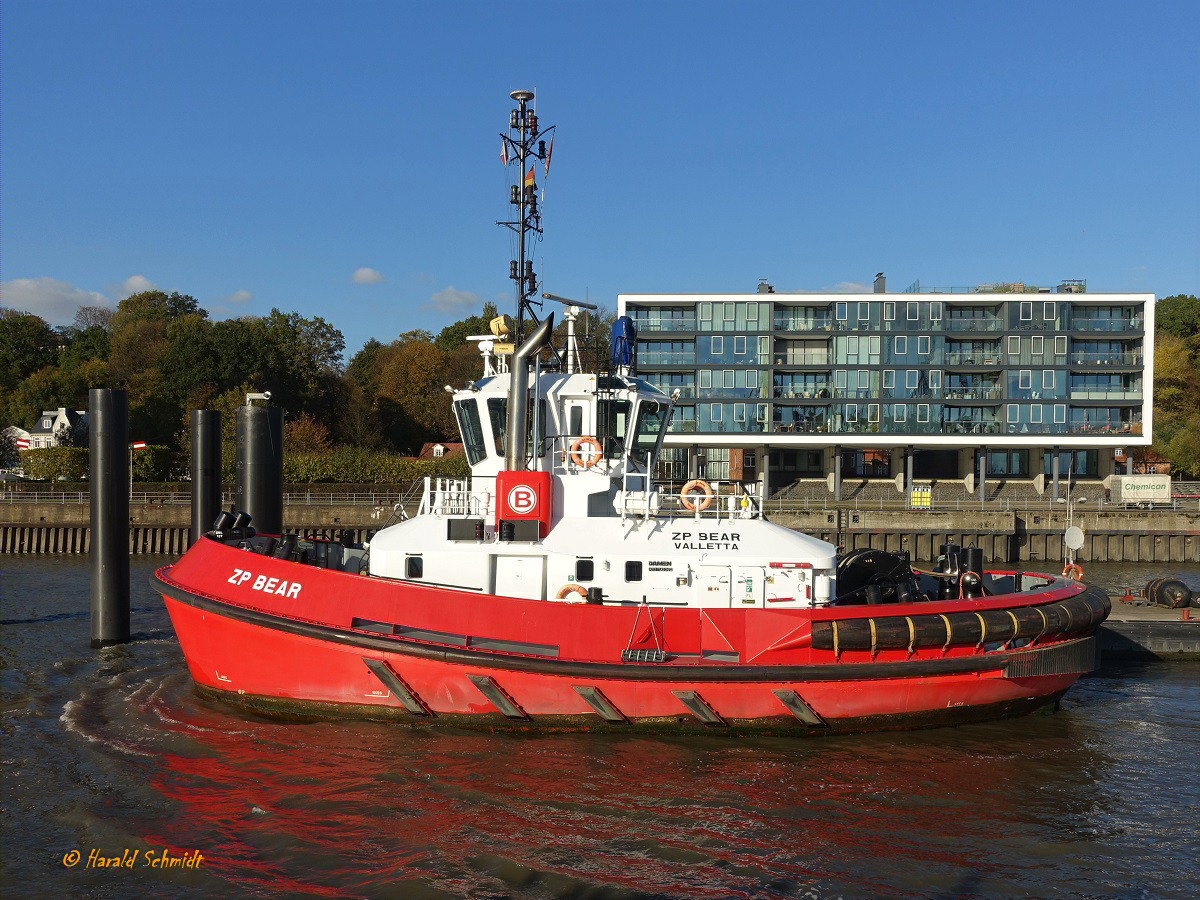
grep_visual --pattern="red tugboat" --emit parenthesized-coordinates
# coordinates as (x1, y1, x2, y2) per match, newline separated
(152, 91, 1110, 734)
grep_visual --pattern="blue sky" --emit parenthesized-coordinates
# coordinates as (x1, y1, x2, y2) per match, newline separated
(4, 1, 1197, 359)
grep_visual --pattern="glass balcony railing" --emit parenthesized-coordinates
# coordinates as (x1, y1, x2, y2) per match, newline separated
(1070, 320, 1142, 332)
(942, 317, 1005, 332)
(772, 386, 831, 399)
(632, 317, 697, 332)
(1070, 352, 1143, 366)
(1068, 389, 1143, 401)
(773, 316, 833, 331)
(945, 351, 1004, 366)
(773, 353, 830, 365)
(943, 387, 1003, 401)
(639, 352, 696, 366)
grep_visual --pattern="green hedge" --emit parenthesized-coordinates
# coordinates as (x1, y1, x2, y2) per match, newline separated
(17, 446, 470, 485)
(18, 447, 89, 481)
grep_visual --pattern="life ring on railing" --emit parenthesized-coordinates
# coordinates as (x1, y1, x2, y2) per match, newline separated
(555, 584, 589, 602)
(1062, 563, 1085, 581)
(680, 479, 715, 511)
(568, 436, 603, 469)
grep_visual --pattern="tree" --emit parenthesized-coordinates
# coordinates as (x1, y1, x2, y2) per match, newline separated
(284, 411, 332, 453)
(434, 302, 499, 352)
(375, 340, 449, 450)
(1155, 294, 1200, 339)
(73, 305, 114, 331)
(0, 314, 59, 392)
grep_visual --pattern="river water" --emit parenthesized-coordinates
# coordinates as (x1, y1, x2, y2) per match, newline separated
(2, 556, 1198, 898)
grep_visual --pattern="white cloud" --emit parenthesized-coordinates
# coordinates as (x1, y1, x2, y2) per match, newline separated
(225, 289, 254, 304)
(352, 267, 384, 284)
(430, 286, 483, 313)
(1, 277, 111, 326)
(828, 281, 873, 293)
(118, 274, 158, 297)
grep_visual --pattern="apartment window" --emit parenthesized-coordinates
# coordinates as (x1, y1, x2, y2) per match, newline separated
(711, 403, 724, 421)
(1043, 301, 1056, 321)
(1008, 404, 1020, 424)
(757, 404, 768, 422)
(847, 335, 860, 355)
(906, 369, 919, 389)
(699, 370, 712, 388)
(758, 336, 770, 357)
(1019, 370, 1032, 389)
(698, 302, 712, 326)
(734, 403, 746, 422)
(894, 404, 906, 422)
(846, 404, 858, 423)
(867, 404, 880, 423)
(857, 302, 869, 321)
(930, 302, 943, 321)
(917, 404, 930, 423)
(1042, 370, 1055, 390)
(917, 335, 930, 355)
(1054, 404, 1066, 424)
(884, 301, 896, 321)
(723, 370, 735, 388)
(868, 335, 880, 357)
(1020, 301, 1033, 320)
(1008, 335, 1021, 355)
(929, 369, 942, 389)
(907, 301, 919, 321)
(711, 335, 724, 354)
(883, 369, 896, 389)
(895, 335, 908, 356)
(836, 301, 848, 321)
(835, 370, 847, 389)
(748, 369, 759, 388)
(1054, 335, 1067, 355)
(733, 335, 746, 355)
(746, 304, 759, 326)
(722, 303, 735, 324)
(1032, 336, 1044, 356)
(1031, 405, 1043, 424)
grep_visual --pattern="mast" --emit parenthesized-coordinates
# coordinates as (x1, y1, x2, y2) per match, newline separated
(498, 89, 554, 344)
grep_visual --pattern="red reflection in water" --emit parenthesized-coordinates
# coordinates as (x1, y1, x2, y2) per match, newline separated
(128, 679, 1106, 897)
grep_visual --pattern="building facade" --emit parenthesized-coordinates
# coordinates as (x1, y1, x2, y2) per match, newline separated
(618, 286, 1154, 498)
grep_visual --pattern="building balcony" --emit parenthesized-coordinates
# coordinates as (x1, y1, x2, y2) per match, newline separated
(773, 387, 831, 400)
(773, 316, 833, 331)
(945, 351, 1003, 366)
(773, 353, 830, 366)
(1070, 320, 1142, 333)
(639, 353, 696, 366)
(941, 317, 1005, 332)
(633, 317, 697, 332)
(1070, 352, 1143, 366)
(1068, 390, 1143, 401)
(943, 388, 1003, 401)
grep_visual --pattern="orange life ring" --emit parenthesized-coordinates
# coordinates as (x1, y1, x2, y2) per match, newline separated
(568, 436, 602, 468)
(555, 583, 589, 601)
(1062, 563, 1084, 581)
(680, 479, 715, 511)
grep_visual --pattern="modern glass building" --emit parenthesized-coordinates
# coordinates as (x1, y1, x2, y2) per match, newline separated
(618, 283, 1154, 498)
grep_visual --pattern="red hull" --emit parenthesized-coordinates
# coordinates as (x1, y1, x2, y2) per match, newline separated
(154, 537, 1107, 734)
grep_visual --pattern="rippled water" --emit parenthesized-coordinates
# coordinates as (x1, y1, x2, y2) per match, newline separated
(2, 556, 1198, 898)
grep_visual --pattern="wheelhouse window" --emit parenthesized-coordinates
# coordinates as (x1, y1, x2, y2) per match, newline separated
(487, 397, 548, 457)
(630, 399, 669, 465)
(454, 399, 487, 465)
(597, 398, 631, 458)
(625, 561, 643, 582)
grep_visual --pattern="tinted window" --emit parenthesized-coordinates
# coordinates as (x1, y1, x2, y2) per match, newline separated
(576, 559, 594, 581)
(405, 556, 423, 579)
(625, 561, 642, 582)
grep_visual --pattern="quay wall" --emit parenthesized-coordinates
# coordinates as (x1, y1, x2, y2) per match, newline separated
(2, 500, 1197, 562)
